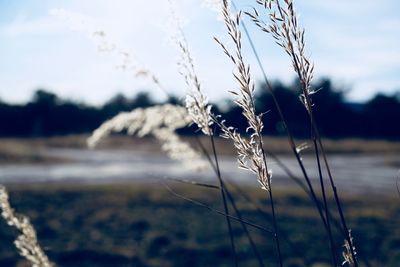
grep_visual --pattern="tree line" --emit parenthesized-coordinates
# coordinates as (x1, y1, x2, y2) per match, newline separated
(0, 78, 399, 139)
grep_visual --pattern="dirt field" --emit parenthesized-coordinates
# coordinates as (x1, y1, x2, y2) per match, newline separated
(0, 183, 399, 266)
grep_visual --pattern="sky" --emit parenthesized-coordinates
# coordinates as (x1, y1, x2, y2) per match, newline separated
(0, 0, 399, 105)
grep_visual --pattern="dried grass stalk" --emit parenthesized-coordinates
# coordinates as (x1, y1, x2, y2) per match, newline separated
(167, 0, 213, 136)
(342, 230, 357, 266)
(249, 2, 358, 266)
(247, 0, 315, 111)
(87, 104, 207, 170)
(215, 0, 271, 191)
(0, 185, 53, 267)
(219, 120, 271, 191)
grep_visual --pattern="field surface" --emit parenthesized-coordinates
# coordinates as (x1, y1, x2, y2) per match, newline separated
(0, 183, 399, 267)
(0, 136, 399, 266)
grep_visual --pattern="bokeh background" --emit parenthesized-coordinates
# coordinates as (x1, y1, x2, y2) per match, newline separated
(0, 1, 399, 266)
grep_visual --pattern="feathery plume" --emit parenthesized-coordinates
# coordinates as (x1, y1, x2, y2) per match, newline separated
(215, 0, 271, 191)
(342, 230, 357, 266)
(247, 0, 315, 111)
(0, 185, 52, 267)
(87, 104, 206, 170)
(153, 128, 206, 169)
(167, 0, 213, 135)
(218, 120, 271, 191)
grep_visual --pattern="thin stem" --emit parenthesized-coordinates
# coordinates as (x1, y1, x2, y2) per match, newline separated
(397, 173, 400, 198)
(306, 96, 358, 267)
(210, 134, 238, 267)
(165, 177, 219, 189)
(313, 137, 338, 266)
(268, 151, 344, 233)
(224, 184, 266, 267)
(196, 136, 265, 267)
(268, 152, 309, 193)
(266, 186, 283, 267)
(163, 181, 274, 234)
(226, 180, 309, 266)
(256, 135, 283, 267)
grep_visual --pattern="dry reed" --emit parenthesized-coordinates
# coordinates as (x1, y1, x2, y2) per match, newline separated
(247, 1, 358, 265)
(167, 0, 213, 136)
(214, 1, 283, 265)
(0, 185, 52, 267)
(87, 104, 207, 170)
(214, 0, 272, 193)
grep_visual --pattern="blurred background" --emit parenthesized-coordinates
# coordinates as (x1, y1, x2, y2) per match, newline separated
(0, 0, 399, 266)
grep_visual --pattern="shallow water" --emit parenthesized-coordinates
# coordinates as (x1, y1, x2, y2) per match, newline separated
(0, 148, 398, 195)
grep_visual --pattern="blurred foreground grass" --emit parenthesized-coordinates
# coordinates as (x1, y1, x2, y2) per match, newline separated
(0, 183, 399, 266)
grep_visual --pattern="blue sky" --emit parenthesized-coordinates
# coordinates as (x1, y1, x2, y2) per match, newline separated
(0, 0, 399, 105)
